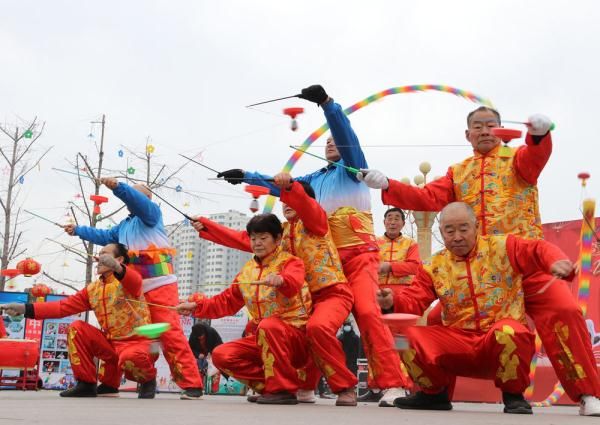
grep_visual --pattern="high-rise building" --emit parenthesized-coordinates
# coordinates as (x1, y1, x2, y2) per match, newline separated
(167, 210, 252, 299)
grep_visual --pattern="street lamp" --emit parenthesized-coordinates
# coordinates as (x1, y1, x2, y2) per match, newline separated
(402, 161, 437, 260)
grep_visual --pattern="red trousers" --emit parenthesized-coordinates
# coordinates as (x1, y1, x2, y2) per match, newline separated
(404, 319, 535, 394)
(145, 283, 203, 389)
(342, 251, 407, 389)
(301, 284, 358, 393)
(67, 320, 156, 387)
(428, 272, 600, 400)
(211, 317, 309, 394)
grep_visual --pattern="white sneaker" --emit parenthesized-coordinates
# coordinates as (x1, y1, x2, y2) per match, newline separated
(378, 387, 408, 407)
(580, 395, 600, 416)
(297, 389, 317, 403)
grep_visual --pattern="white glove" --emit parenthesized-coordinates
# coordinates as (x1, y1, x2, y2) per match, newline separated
(528, 114, 552, 136)
(356, 169, 389, 190)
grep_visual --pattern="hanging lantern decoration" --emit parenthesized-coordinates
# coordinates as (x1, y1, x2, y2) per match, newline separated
(127, 167, 136, 175)
(16, 258, 41, 277)
(244, 185, 270, 213)
(146, 144, 155, 155)
(1, 269, 21, 285)
(89, 194, 109, 216)
(283, 107, 304, 132)
(23, 129, 33, 139)
(118, 149, 124, 158)
(31, 283, 52, 302)
(175, 185, 183, 193)
(186, 250, 194, 259)
(19, 176, 24, 184)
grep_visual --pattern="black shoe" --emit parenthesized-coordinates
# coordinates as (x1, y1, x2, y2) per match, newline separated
(393, 390, 452, 410)
(247, 394, 260, 403)
(59, 382, 97, 398)
(138, 379, 157, 399)
(502, 392, 532, 414)
(357, 390, 383, 403)
(180, 387, 203, 400)
(97, 384, 119, 397)
(256, 392, 299, 405)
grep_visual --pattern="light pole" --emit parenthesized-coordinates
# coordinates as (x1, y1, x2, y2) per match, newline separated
(405, 162, 437, 261)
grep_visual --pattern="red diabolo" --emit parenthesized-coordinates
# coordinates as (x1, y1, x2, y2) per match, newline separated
(89, 195, 109, 215)
(490, 128, 522, 143)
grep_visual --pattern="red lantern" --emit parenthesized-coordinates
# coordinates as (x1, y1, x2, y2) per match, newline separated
(283, 107, 304, 131)
(31, 283, 52, 302)
(89, 194, 109, 215)
(1, 269, 21, 279)
(16, 258, 41, 277)
(244, 185, 270, 213)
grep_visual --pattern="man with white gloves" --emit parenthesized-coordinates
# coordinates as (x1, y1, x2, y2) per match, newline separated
(358, 107, 600, 416)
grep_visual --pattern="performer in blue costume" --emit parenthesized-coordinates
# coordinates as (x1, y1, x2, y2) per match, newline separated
(217, 85, 408, 407)
(64, 178, 203, 399)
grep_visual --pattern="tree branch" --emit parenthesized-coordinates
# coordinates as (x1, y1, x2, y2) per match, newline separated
(42, 272, 81, 292)
(13, 146, 53, 184)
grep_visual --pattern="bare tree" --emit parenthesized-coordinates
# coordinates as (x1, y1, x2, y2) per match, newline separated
(51, 115, 196, 285)
(0, 118, 52, 291)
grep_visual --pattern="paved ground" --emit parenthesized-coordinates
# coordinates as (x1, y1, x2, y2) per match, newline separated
(0, 391, 591, 425)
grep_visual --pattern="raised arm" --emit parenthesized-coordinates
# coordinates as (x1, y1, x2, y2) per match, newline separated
(322, 100, 367, 179)
(195, 217, 252, 253)
(279, 181, 328, 237)
(513, 132, 552, 185)
(382, 172, 456, 212)
(74, 222, 121, 246)
(112, 182, 161, 227)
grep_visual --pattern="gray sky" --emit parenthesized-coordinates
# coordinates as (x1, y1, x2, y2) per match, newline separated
(1, 0, 599, 289)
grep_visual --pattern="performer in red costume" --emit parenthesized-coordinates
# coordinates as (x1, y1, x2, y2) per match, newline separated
(379, 203, 579, 414)
(361, 108, 600, 416)
(2, 244, 157, 398)
(177, 214, 312, 405)
(193, 176, 358, 406)
(377, 208, 420, 295)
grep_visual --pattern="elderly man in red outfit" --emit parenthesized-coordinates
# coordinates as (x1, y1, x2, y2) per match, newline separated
(362, 108, 600, 416)
(378, 203, 581, 414)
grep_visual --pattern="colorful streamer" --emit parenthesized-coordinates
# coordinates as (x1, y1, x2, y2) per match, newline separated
(578, 198, 595, 317)
(263, 84, 494, 212)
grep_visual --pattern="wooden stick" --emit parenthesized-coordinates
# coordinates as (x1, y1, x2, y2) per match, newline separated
(121, 297, 176, 310)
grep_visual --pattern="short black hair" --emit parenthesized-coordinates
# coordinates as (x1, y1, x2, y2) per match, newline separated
(113, 243, 130, 265)
(297, 181, 315, 199)
(384, 207, 405, 221)
(466, 106, 501, 127)
(246, 214, 283, 239)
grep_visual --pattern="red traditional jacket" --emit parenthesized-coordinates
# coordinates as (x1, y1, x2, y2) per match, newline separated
(198, 181, 347, 294)
(32, 266, 151, 340)
(377, 234, 420, 285)
(193, 247, 311, 328)
(393, 234, 568, 332)
(382, 132, 552, 239)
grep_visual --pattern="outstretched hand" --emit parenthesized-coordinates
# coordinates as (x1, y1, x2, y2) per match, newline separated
(299, 85, 329, 105)
(216, 169, 245, 185)
(273, 173, 294, 189)
(176, 302, 197, 316)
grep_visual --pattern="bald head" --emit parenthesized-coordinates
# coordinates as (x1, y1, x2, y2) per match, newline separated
(439, 202, 479, 257)
(439, 202, 477, 226)
(133, 184, 152, 199)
